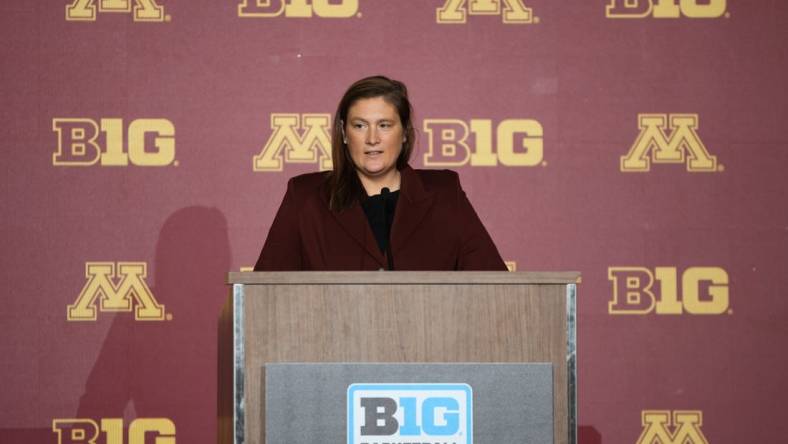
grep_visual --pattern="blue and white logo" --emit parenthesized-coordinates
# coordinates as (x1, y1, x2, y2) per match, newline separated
(347, 383, 473, 444)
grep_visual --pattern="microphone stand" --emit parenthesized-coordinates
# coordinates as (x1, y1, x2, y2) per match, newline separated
(381, 187, 395, 270)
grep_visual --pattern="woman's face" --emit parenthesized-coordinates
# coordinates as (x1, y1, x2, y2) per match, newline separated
(344, 96, 404, 184)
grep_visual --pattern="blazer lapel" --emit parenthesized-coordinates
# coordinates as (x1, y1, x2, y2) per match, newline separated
(323, 185, 387, 267)
(390, 166, 435, 255)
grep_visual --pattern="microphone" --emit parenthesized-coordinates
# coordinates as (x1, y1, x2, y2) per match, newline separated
(380, 187, 394, 270)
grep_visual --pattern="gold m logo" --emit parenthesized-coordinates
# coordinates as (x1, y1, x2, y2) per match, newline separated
(253, 113, 333, 172)
(620, 114, 718, 172)
(606, 0, 726, 18)
(67, 262, 166, 321)
(636, 410, 709, 444)
(66, 0, 167, 22)
(437, 0, 534, 24)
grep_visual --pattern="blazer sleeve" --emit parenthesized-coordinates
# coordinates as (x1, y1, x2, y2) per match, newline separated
(254, 178, 303, 270)
(454, 174, 508, 271)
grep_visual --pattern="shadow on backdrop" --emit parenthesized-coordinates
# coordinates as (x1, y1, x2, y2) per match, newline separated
(579, 425, 602, 444)
(73, 206, 231, 444)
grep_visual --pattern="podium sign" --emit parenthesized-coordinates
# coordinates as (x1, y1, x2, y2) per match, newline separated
(265, 363, 553, 444)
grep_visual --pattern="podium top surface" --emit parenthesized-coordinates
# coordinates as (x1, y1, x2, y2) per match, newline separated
(227, 271, 581, 285)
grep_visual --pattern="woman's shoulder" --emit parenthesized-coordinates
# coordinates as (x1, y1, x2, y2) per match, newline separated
(410, 168, 461, 190)
(276, 172, 330, 209)
(287, 171, 330, 194)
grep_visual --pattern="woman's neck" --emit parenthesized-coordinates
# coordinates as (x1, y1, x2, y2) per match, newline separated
(358, 170, 401, 196)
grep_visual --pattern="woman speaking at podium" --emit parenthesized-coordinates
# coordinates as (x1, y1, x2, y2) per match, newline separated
(254, 76, 506, 271)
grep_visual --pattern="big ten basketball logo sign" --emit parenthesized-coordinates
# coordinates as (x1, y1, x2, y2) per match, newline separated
(238, 0, 359, 18)
(608, 267, 729, 315)
(620, 114, 720, 172)
(348, 384, 472, 444)
(437, 0, 537, 24)
(253, 113, 332, 172)
(423, 119, 544, 167)
(68, 262, 169, 321)
(52, 118, 176, 167)
(606, 0, 728, 19)
(66, 0, 169, 22)
(53, 418, 175, 444)
(636, 411, 709, 444)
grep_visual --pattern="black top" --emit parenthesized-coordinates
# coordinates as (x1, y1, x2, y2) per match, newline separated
(360, 188, 399, 265)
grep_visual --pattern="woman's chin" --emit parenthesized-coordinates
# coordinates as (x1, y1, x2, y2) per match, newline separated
(359, 165, 389, 177)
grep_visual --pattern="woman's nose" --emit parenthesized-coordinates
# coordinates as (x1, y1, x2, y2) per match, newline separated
(365, 126, 380, 145)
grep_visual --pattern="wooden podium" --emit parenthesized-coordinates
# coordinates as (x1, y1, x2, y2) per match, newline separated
(219, 271, 578, 444)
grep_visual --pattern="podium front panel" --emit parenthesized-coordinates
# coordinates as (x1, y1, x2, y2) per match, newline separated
(265, 362, 553, 444)
(221, 271, 578, 444)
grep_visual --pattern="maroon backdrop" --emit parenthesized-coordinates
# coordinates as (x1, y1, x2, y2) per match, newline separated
(2, 1, 787, 443)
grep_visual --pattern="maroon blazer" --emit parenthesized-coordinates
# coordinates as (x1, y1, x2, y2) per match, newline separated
(253, 166, 506, 271)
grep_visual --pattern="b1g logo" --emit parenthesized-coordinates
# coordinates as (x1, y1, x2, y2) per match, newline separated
(437, 0, 535, 24)
(253, 113, 332, 172)
(348, 383, 472, 444)
(636, 410, 709, 444)
(53, 118, 176, 167)
(66, 0, 168, 22)
(620, 114, 719, 172)
(53, 418, 175, 444)
(424, 118, 543, 167)
(239, 0, 359, 18)
(608, 267, 729, 315)
(68, 262, 168, 321)
(606, 0, 727, 19)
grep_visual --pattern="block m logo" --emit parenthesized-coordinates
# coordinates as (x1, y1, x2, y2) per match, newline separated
(620, 114, 718, 172)
(68, 262, 166, 321)
(66, 0, 166, 22)
(636, 410, 709, 444)
(253, 113, 332, 172)
(437, 0, 535, 24)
